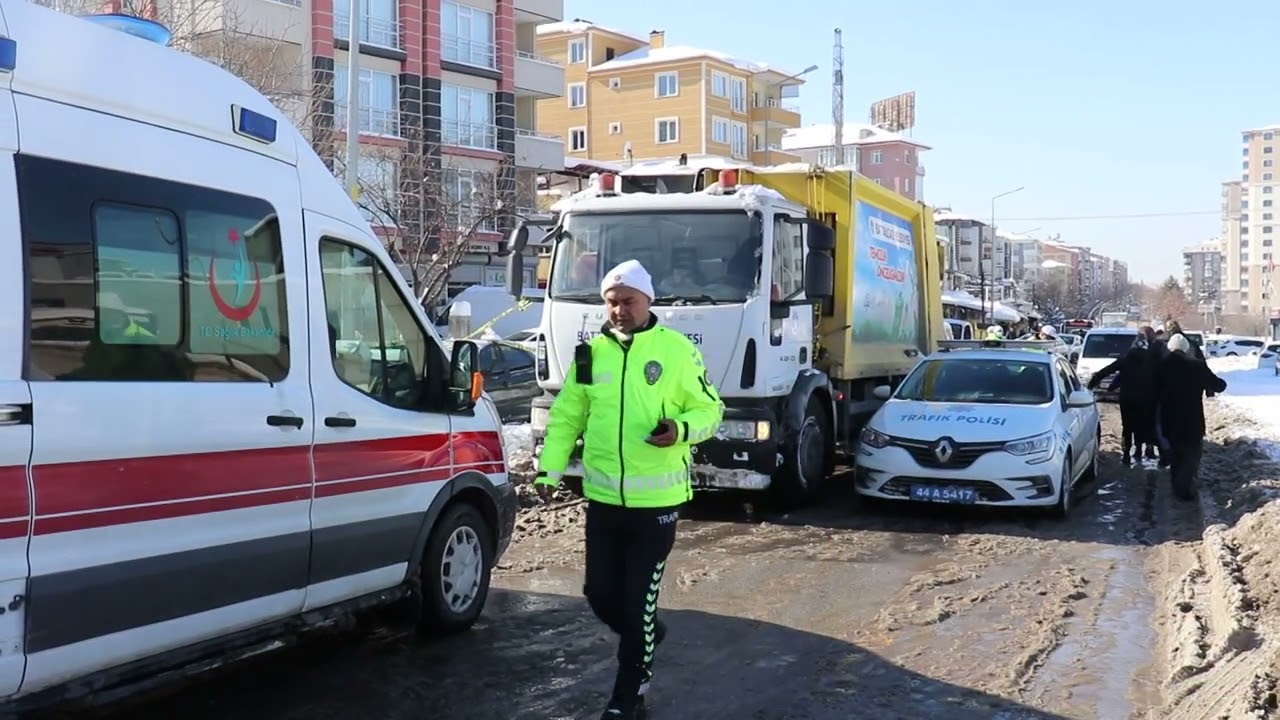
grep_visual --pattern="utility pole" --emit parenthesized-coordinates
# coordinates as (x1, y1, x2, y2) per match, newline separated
(988, 186, 1024, 324)
(343, 0, 363, 201)
(831, 29, 843, 161)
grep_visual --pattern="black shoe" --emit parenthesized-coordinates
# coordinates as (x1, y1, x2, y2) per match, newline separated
(601, 695, 646, 719)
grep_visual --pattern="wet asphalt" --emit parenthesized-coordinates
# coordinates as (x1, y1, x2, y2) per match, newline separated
(32, 405, 1207, 720)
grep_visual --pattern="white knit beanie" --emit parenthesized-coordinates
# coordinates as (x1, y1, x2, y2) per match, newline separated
(600, 259, 655, 300)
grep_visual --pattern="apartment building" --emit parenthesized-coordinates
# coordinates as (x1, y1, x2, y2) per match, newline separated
(1004, 233, 1041, 290)
(1183, 240, 1224, 311)
(934, 212, 1009, 297)
(1039, 242, 1080, 300)
(168, 0, 566, 290)
(1221, 125, 1280, 315)
(533, 21, 806, 164)
(780, 122, 929, 200)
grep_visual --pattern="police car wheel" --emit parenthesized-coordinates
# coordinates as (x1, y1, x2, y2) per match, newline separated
(418, 502, 494, 637)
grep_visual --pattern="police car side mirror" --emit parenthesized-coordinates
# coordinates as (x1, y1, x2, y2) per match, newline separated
(872, 385, 892, 401)
(1066, 389, 1094, 407)
(449, 340, 482, 410)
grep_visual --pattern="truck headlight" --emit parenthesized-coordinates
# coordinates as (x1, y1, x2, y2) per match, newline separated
(530, 405, 549, 431)
(715, 420, 770, 441)
(859, 426, 890, 449)
(1004, 431, 1054, 459)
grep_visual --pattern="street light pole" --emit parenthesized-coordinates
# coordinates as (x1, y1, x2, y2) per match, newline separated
(764, 64, 818, 165)
(343, 0, 363, 201)
(989, 186, 1025, 324)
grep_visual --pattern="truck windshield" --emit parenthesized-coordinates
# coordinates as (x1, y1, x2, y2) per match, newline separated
(895, 358, 1054, 405)
(548, 211, 759, 303)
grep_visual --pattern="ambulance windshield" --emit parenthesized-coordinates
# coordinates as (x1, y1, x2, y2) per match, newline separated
(548, 211, 760, 304)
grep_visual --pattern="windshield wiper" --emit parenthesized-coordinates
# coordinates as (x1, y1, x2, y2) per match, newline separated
(652, 294, 719, 306)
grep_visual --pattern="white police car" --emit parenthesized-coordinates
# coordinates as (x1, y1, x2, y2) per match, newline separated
(854, 340, 1101, 518)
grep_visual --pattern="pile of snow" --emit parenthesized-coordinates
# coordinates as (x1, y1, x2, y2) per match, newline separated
(1208, 356, 1280, 462)
(501, 423, 534, 478)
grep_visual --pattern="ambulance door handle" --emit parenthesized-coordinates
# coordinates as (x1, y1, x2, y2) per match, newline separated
(266, 414, 304, 429)
(324, 416, 357, 428)
(0, 404, 31, 426)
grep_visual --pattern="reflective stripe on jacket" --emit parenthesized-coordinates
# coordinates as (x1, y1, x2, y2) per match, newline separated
(536, 317, 724, 508)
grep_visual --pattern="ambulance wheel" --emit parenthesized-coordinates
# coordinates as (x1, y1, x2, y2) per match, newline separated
(774, 395, 830, 508)
(417, 502, 494, 637)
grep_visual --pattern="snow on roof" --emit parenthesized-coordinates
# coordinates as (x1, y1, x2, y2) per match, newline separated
(934, 210, 985, 224)
(535, 20, 643, 42)
(781, 122, 931, 151)
(1245, 123, 1280, 134)
(619, 155, 755, 176)
(593, 44, 796, 77)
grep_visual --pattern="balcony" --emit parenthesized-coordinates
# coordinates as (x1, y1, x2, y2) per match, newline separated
(335, 11, 401, 50)
(514, 0, 564, 23)
(334, 104, 400, 137)
(749, 99, 800, 127)
(442, 36, 497, 70)
(443, 120, 499, 151)
(515, 129, 564, 170)
(515, 51, 564, 98)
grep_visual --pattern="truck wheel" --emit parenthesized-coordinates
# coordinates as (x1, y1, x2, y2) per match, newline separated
(774, 395, 830, 508)
(416, 503, 494, 638)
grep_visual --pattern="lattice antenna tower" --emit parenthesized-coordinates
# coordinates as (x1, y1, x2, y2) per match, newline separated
(831, 28, 844, 160)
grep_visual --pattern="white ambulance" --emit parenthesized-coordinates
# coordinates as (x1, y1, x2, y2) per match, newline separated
(0, 1, 517, 711)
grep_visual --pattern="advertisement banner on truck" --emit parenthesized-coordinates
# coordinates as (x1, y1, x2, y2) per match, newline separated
(852, 200, 920, 347)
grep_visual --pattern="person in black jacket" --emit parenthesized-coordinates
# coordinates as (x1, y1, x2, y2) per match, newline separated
(1152, 333, 1227, 500)
(1087, 327, 1157, 465)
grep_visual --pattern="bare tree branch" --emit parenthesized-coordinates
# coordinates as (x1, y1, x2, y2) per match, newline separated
(36, 0, 312, 126)
(333, 126, 528, 309)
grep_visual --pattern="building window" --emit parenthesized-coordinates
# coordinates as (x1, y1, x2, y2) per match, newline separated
(1266, 159, 1274, 168)
(335, 67, 399, 136)
(655, 72, 679, 98)
(1267, 226, 1274, 234)
(441, 84, 496, 150)
(441, 1, 495, 68)
(1267, 147, 1275, 154)
(1267, 173, 1275, 181)
(569, 127, 587, 152)
(870, 150, 883, 164)
(655, 117, 678, 144)
(22, 155, 289, 382)
(568, 82, 586, 108)
(710, 71, 727, 98)
(730, 121, 747, 159)
(1267, 132, 1275, 141)
(335, 0, 399, 49)
(354, 149, 398, 227)
(568, 39, 586, 63)
(903, 177, 912, 194)
(730, 77, 746, 113)
(712, 116, 729, 144)
(443, 168, 498, 233)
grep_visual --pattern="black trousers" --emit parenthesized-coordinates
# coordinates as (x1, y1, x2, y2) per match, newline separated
(1167, 440, 1204, 500)
(584, 500, 680, 699)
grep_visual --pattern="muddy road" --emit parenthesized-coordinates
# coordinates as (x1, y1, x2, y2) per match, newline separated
(51, 404, 1212, 719)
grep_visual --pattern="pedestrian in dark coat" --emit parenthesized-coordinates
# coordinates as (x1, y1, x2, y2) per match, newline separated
(1088, 327, 1157, 465)
(1152, 333, 1227, 500)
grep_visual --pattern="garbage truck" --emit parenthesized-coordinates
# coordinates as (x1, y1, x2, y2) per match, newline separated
(504, 161, 946, 505)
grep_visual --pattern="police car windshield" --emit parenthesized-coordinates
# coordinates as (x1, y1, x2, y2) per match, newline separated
(896, 358, 1054, 405)
(549, 211, 759, 303)
(1083, 333, 1137, 359)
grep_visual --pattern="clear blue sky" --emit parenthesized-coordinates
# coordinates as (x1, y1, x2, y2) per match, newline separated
(563, 1, 1280, 285)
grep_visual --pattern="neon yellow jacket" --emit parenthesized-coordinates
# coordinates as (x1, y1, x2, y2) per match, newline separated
(536, 318, 724, 508)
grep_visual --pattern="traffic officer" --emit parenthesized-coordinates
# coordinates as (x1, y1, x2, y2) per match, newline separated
(535, 259, 724, 719)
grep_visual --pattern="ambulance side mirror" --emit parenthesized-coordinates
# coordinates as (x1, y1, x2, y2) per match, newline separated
(449, 340, 481, 410)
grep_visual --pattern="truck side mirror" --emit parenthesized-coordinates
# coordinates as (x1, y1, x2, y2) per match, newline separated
(504, 222, 528, 297)
(804, 222, 835, 299)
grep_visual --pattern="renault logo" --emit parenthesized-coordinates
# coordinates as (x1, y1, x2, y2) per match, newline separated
(933, 438, 955, 464)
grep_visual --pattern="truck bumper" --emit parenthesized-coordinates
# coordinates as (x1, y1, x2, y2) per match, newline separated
(690, 405, 781, 491)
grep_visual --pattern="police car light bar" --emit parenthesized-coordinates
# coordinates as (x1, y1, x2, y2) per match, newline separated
(938, 339, 1057, 352)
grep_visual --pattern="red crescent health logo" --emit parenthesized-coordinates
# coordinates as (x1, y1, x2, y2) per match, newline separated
(208, 229, 263, 322)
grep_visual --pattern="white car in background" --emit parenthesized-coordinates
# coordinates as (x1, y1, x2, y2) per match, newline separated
(1211, 336, 1266, 357)
(854, 340, 1101, 518)
(1073, 327, 1141, 401)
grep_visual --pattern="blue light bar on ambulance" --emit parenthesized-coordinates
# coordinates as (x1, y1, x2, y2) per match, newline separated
(0, 37, 15, 73)
(79, 14, 173, 46)
(231, 105, 277, 144)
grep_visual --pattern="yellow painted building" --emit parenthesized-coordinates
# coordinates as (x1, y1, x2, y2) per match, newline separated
(533, 22, 807, 164)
